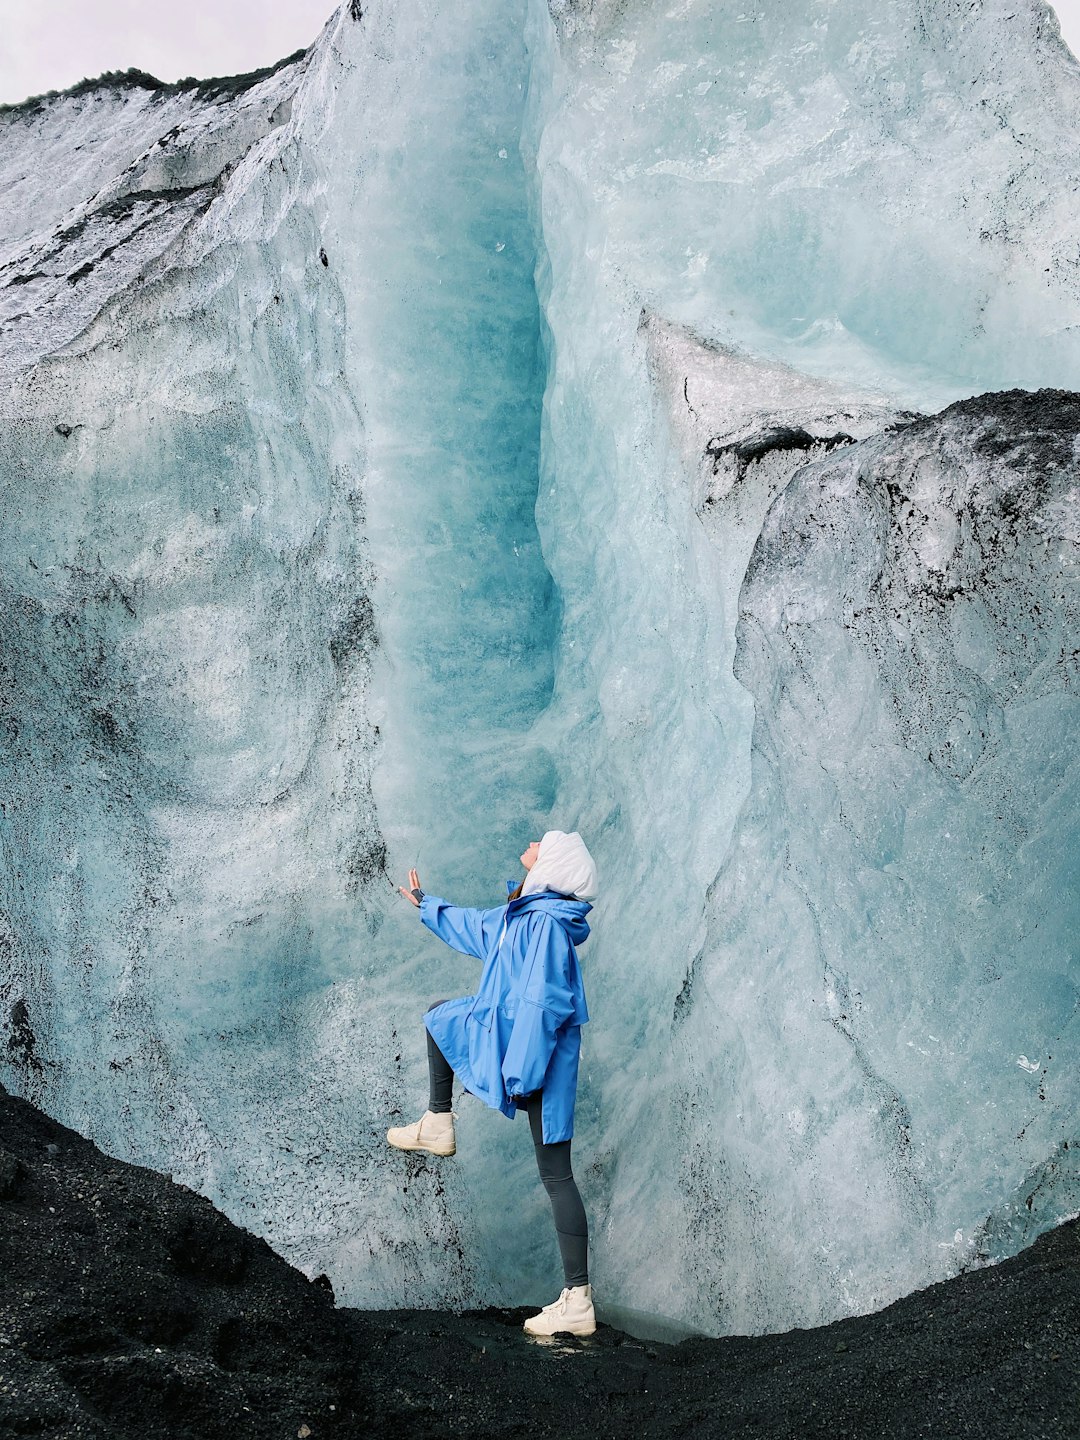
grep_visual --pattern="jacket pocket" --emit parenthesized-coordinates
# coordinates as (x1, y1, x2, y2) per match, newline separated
(469, 1002, 494, 1032)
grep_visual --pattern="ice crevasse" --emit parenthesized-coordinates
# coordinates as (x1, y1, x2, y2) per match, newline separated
(0, 0, 1076, 1337)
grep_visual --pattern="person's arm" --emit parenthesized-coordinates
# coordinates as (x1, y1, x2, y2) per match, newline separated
(418, 894, 498, 959)
(501, 915, 577, 1101)
(399, 868, 501, 959)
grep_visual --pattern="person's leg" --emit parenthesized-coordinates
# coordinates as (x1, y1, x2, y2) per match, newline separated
(386, 1002, 458, 1155)
(424, 999, 455, 1114)
(525, 1091, 589, 1288)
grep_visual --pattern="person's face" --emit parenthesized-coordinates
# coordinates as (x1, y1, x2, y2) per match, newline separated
(521, 839, 541, 870)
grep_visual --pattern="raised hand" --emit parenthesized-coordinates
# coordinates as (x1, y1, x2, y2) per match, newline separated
(399, 867, 423, 906)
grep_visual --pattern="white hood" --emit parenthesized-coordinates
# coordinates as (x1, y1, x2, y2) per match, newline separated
(519, 830, 599, 901)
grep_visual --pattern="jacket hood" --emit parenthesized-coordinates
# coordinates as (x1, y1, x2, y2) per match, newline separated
(519, 830, 599, 902)
(504, 880, 592, 947)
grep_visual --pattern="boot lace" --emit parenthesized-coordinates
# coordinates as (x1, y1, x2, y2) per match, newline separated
(540, 1287, 572, 1313)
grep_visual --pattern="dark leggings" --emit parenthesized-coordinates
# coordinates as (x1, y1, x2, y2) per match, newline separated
(425, 1001, 589, 1289)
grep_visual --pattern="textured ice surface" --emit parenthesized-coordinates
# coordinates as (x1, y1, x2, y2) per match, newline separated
(517, 0, 1080, 1332)
(667, 388, 1079, 1328)
(0, 0, 1077, 1337)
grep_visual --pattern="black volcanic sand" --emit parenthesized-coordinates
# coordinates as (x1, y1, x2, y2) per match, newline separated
(0, 1083, 1076, 1440)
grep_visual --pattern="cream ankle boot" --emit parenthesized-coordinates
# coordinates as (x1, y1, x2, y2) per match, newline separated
(386, 1108, 457, 1156)
(523, 1283, 596, 1337)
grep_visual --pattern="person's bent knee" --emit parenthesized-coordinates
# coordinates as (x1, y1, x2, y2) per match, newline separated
(540, 1171, 575, 1189)
(425, 997, 452, 1014)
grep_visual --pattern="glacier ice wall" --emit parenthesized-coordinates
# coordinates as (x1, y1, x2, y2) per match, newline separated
(0, 34, 399, 1272)
(670, 388, 1079, 1327)
(0, 0, 572, 1313)
(1, 0, 1078, 1336)
(515, 0, 1080, 1333)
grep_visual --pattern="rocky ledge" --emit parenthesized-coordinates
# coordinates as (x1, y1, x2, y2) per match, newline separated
(0, 1081, 1076, 1440)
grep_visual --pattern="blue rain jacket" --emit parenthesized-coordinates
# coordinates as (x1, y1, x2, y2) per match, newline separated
(421, 880, 592, 1144)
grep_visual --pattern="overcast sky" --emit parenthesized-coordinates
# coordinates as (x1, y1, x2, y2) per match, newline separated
(0, 0, 336, 105)
(0, 0, 1078, 106)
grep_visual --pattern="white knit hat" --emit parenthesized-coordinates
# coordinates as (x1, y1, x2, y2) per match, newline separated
(519, 830, 599, 901)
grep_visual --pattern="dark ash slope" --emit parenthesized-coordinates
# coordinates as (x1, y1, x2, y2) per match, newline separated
(1, 1081, 1077, 1440)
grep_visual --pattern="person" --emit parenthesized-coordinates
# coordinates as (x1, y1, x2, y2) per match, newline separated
(387, 829, 599, 1338)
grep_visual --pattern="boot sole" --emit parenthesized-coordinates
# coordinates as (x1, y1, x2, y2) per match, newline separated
(523, 1318, 597, 1337)
(386, 1133, 456, 1156)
